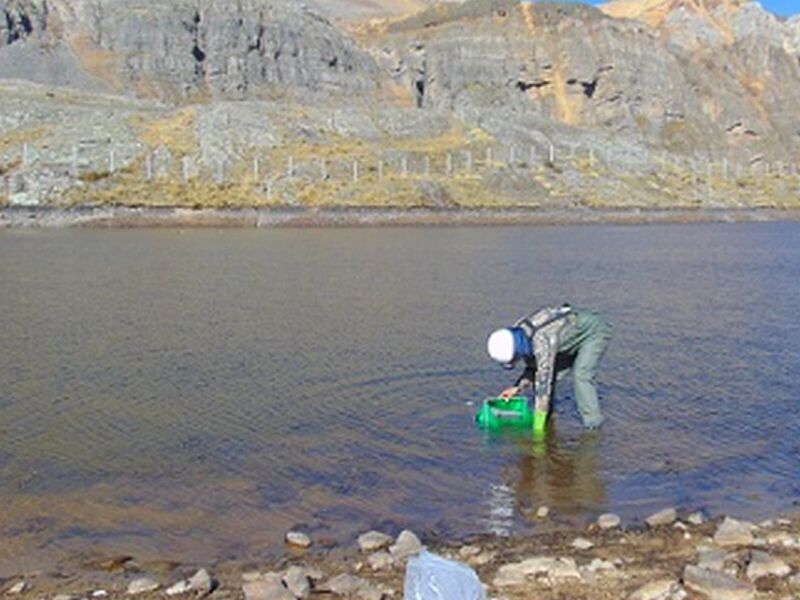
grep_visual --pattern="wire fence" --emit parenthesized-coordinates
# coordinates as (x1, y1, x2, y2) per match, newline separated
(4, 138, 800, 206)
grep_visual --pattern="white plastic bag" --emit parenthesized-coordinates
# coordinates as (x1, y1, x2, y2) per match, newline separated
(404, 551, 486, 600)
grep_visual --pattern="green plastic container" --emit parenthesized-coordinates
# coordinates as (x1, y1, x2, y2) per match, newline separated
(475, 396, 533, 428)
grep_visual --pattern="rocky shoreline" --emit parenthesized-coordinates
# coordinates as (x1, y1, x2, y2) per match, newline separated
(2, 206, 800, 229)
(3, 510, 799, 600)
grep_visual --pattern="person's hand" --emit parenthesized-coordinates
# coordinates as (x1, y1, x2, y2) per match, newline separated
(499, 386, 520, 400)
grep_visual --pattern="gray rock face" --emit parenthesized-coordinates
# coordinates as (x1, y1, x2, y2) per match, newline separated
(375, 0, 800, 160)
(0, 0, 379, 100)
(683, 565, 754, 600)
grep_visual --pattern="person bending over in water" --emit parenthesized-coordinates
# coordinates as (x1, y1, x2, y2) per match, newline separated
(486, 304, 612, 430)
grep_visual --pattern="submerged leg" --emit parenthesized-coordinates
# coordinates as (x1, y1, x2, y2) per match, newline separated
(572, 326, 611, 429)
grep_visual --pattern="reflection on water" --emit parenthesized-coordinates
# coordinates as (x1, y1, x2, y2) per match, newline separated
(1, 224, 799, 573)
(481, 426, 606, 536)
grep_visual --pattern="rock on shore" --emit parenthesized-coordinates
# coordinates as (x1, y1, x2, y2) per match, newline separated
(4, 515, 800, 600)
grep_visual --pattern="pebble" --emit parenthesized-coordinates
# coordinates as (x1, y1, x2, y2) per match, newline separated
(53, 595, 73, 600)
(283, 566, 311, 598)
(493, 556, 556, 587)
(357, 531, 393, 553)
(597, 513, 621, 530)
(367, 551, 393, 571)
(683, 565, 755, 600)
(92, 591, 108, 598)
(570, 537, 595, 550)
(536, 505, 549, 519)
(548, 557, 581, 580)
(584, 558, 617, 573)
(627, 578, 685, 600)
(242, 578, 292, 600)
(356, 585, 385, 600)
(493, 556, 580, 587)
(321, 574, 368, 595)
(285, 531, 312, 548)
(468, 550, 495, 567)
(714, 517, 755, 547)
(458, 544, 481, 558)
(388, 530, 423, 560)
(187, 569, 212, 594)
(165, 581, 191, 596)
(126, 578, 159, 595)
(646, 508, 677, 528)
(687, 512, 705, 526)
(766, 531, 796, 547)
(745, 550, 791, 580)
(5, 582, 28, 595)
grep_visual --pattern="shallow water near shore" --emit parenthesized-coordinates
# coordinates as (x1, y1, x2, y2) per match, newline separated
(1, 223, 799, 573)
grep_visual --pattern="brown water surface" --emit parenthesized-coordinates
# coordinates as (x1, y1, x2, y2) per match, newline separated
(0, 224, 799, 574)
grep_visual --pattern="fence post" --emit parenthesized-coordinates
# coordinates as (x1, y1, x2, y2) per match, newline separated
(182, 156, 190, 183)
(22, 143, 29, 168)
(401, 155, 408, 177)
(253, 157, 260, 182)
(465, 150, 473, 173)
(352, 160, 359, 183)
(548, 142, 555, 164)
(145, 152, 152, 182)
(589, 148, 595, 169)
(73, 145, 80, 178)
(509, 146, 516, 167)
(266, 180, 273, 201)
(287, 156, 294, 179)
(109, 149, 116, 174)
(529, 145, 536, 167)
(446, 153, 453, 176)
(320, 159, 327, 181)
(378, 160, 384, 180)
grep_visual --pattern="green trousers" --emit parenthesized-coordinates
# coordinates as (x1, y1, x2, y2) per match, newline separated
(557, 310, 612, 428)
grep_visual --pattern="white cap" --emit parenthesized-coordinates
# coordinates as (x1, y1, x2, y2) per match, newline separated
(487, 328, 515, 364)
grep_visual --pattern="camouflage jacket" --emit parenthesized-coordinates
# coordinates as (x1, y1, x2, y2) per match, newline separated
(513, 304, 575, 414)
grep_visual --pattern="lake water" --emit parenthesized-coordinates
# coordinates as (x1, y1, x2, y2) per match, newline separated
(1, 223, 799, 572)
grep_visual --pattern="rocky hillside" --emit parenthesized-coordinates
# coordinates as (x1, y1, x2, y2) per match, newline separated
(0, 0, 799, 211)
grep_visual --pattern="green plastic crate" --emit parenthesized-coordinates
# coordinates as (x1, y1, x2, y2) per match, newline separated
(475, 396, 533, 428)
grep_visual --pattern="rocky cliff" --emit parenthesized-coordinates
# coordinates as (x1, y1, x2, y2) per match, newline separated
(0, 0, 798, 211)
(0, 0, 380, 100)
